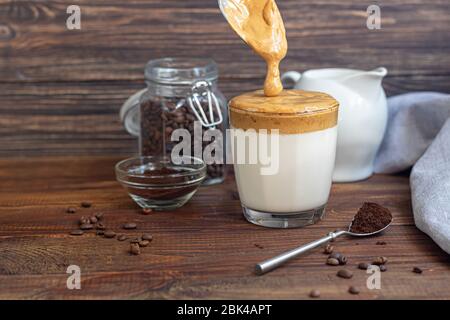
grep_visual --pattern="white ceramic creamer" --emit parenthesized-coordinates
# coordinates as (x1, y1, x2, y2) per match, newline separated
(282, 68, 388, 182)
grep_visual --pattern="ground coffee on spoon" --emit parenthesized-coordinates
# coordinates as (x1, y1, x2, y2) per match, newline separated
(350, 202, 392, 234)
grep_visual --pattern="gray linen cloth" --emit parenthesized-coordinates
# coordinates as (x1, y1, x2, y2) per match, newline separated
(374, 92, 450, 254)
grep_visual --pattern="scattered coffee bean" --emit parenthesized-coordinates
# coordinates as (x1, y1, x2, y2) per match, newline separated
(66, 207, 77, 214)
(337, 269, 353, 279)
(323, 244, 334, 254)
(379, 265, 387, 272)
(358, 262, 370, 270)
(376, 241, 387, 245)
(232, 191, 240, 200)
(326, 258, 340, 266)
(142, 208, 153, 215)
(413, 267, 423, 274)
(328, 252, 347, 264)
(96, 222, 106, 230)
(70, 230, 84, 236)
(81, 201, 92, 208)
(104, 230, 116, 239)
(117, 234, 128, 241)
(142, 234, 153, 241)
(329, 252, 342, 260)
(95, 212, 104, 220)
(79, 223, 94, 230)
(130, 237, 141, 243)
(309, 289, 320, 298)
(96, 230, 105, 236)
(338, 255, 348, 265)
(139, 240, 150, 247)
(79, 216, 90, 225)
(348, 286, 360, 295)
(372, 256, 388, 265)
(89, 216, 98, 224)
(254, 244, 264, 249)
(123, 222, 137, 230)
(130, 243, 141, 255)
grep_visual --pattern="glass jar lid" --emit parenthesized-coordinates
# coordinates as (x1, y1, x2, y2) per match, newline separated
(145, 58, 218, 85)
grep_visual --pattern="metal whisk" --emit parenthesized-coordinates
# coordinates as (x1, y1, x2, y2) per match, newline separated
(186, 80, 223, 128)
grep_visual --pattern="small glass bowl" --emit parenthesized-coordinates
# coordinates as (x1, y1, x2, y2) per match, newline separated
(115, 156, 206, 211)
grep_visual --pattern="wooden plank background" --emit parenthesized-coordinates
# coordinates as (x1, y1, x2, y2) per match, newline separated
(1, 0, 449, 156)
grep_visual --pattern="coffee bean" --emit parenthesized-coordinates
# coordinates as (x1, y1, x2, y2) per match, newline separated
(165, 126, 173, 135)
(326, 258, 340, 266)
(372, 256, 388, 265)
(175, 115, 185, 123)
(142, 208, 153, 215)
(70, 230, 84, 236)
(413, 267, 423, 274)
(117, 234, 128, 241)
(376, 241, 387, 245)
(130, 243, 141, 255)
(142, 234, 153, 241)
(338, 255, 348, 265)
(96, 222, 106, 230)
(79, 223, 94, 230)
(323, 244, 334, 254)
(328, 252, 342, 260)
(81, 201, 92, 208)
(79, 216, 90, 225)
(337, 269, 353, 279)
(89, 216, 98, 224)
(130, 237, 141, 243)
(66, 207, 77, 214)
(379, 265, 387, 272)
(329, 252, 346, 264)
(95, 212, 104, 220)
(254, 244, 264, 249)
(123, 223, 137, 230)
(358, 262, 370, 270)
(309, 289, 320, 298)
(139, 240, 150, 247)
(104, 230, 116, 238)
(232, 191, 240, 200)
(96, 230, 105, 236)
(348, 286, 360, 295)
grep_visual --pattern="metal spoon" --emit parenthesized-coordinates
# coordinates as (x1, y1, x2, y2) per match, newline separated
(255, 219, 392, 275)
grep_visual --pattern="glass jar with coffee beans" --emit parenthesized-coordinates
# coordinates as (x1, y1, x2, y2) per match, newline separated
(120, 58, 227, 185)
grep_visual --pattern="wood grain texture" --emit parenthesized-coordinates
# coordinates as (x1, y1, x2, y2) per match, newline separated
(0, 0, 449, 156)
(0, 156, 449, 299)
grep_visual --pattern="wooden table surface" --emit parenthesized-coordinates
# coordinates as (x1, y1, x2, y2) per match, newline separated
(0, 156, 449, 300)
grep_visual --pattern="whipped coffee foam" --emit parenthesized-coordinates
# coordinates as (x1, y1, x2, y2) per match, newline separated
(229, 90, 339, 134)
